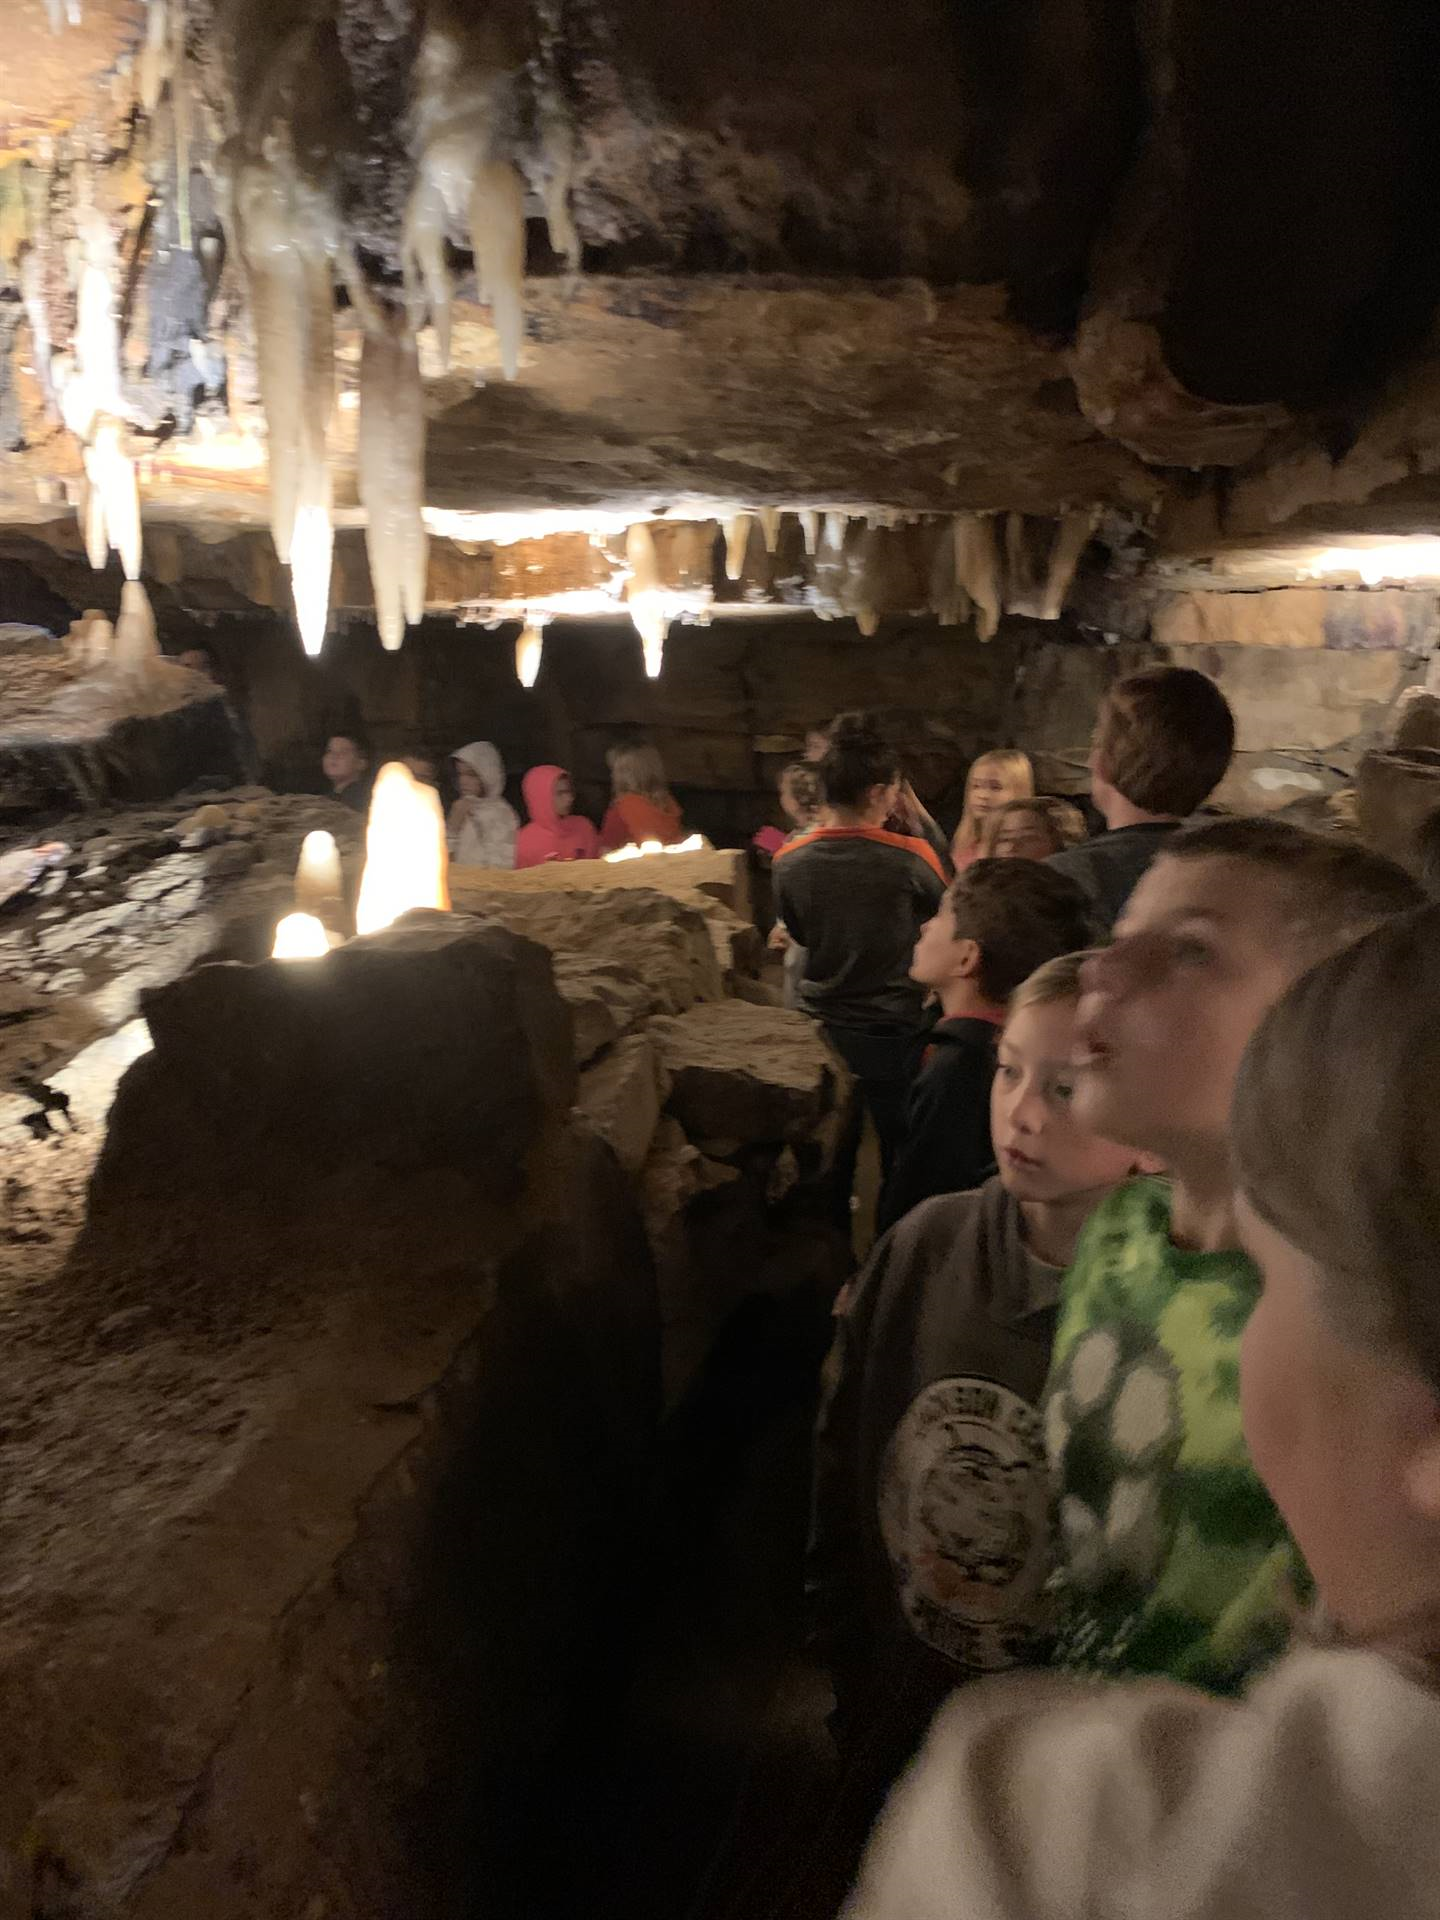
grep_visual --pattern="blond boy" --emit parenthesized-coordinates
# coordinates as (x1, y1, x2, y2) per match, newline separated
(1044, 817, 1421, 1690)
(848, 901, 1440, 1920)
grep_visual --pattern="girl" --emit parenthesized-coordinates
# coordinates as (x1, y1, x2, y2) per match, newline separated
(847, 902, 1440, 1920)
(949, 748, 1033, 870)
(985, 795, 1087, 862)
(447, 741, 519, 868)
(599, 744, 688, 853)
(516, 765, 600, 867)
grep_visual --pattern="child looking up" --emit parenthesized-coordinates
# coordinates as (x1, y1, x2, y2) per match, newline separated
(949, 749, 1033, 870)
(813, 955, 1141, 1774)
(1044, 817, 1422, 1693)
(1048, 665, 1235, 933)
(447, 741, 519, 868)
(877, 861, 1092, 1233)
(847, 901, 1440, 1920)
(516, 765, 600, 866)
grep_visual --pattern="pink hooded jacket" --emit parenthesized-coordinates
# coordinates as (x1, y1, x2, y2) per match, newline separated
(516, 765, 601, 867)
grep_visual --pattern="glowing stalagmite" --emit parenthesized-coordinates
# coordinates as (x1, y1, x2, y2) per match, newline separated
(355, 762, 451, 937)
(271, 912, 331, 960)
(358, 315, 429, 651)
(293, 830, 344, 924)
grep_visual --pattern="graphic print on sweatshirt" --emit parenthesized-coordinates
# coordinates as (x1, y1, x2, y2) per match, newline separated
(878, 1374, 1050, 1673)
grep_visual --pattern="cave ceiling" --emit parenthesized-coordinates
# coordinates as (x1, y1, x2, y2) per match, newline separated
(3, 0, 1440, 644)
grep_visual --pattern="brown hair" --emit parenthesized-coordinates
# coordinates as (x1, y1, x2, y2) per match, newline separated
(1094, 666, 1235, 815)
(1008, 948, 1092, 1017)
(952, 748, 1034, 859)
(780, 761, 823, 821)
(1161, 815, 1424, 962)
(947, 859, 1093, 1002)
(1234, 903, 1440, 1396)
(609, 743, 671, 802)
(984, 795, 1088, 856)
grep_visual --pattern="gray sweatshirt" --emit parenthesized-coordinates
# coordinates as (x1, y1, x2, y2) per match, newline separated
(810, 1179, 1061, 1761)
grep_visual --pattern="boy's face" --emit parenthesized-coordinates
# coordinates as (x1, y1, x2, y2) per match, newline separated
(991, 812, 1054, 862)
(1072, 854, 1299, 1159)
(323, 736, 365, 788)
(993, 1000, 1136, 1206)
(1237, 1194, 1440, 1639)
(910, 890, 976, 990)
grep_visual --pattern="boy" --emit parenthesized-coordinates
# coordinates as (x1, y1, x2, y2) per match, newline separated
(812, 955, 1142, 1780)
(1048, 664, 1236, 934)
(322, 730, 372, 812)
(1044, 816, 1422, 1692)
(877, 861, 1091, 1233)
(847, 902, 1440, 1920)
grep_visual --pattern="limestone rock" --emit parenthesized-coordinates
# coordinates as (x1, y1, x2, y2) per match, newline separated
(576, 1032, 669, 1175)
(551, 952, 653, 1065)
(1356, 748, 1440, 873)
(649, 1001, 846, 1145)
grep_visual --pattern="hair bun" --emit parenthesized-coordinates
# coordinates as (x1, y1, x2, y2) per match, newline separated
(827, 711, 882, 750)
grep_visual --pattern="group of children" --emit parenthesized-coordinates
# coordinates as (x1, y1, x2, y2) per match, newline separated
(319, 734, 690, 867)
(784, 669, 1440, 1916)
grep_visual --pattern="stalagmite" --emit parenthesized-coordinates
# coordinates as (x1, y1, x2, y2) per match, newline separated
(954, 514, 1002, 642)
(469, 160, 526, 382)
(759, 507, 782, 554)
(724, 512, 752, 582)
(293, 830, 344, 924)
(358, 315, 429, 652)
(515, 619, 545, 687)
(112, 580, 158, 665)
(1039, 508, 1099, 620)
(799, 510, 820, 556)
(355, 762, 451, 937)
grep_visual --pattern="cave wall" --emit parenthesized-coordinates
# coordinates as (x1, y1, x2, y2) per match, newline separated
(178, 602, 1425, 844)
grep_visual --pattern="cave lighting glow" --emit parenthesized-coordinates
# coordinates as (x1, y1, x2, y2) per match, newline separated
(515, 620, 546, 688)
(354, 761, 451, 936)
(290, 502, 334, 657)
(1302, 538, 1440, 586)
(603, 833, 705, 864)
(271, 911, 332, 960)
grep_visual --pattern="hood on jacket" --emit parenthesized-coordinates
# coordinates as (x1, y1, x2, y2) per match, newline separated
(452, 740, 506, 798)
(522, 764, 569, 830)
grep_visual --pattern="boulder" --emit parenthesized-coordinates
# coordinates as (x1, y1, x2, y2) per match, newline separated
(1356, 747, 1440, 873)
(649, 1000, 846, 1145)
(550, 953, 654, 1065)
(576, 1032, 670, 1174)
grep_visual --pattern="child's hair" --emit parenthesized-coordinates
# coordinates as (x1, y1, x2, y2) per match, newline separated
(1414, 805, 1440, 897)
(1161, 815, 1424, 964)
(328, 728, 371, 759)
(947, 860, 1092, 1003)
(984, 795, 1088, 856)
(1007, 947, 1092, 1018)
(818, 712, 901, 810)
(1234, 902, 1440, 1397)
(953, 748, 1034, 858)
(780, 761, 823, 821)
(1093, 666, 1235, 815)
(609, 743, 670, 801)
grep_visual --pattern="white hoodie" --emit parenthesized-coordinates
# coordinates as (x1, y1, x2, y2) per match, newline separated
(449, 741, 519, 869)
(846, 1644, 1440, 1920)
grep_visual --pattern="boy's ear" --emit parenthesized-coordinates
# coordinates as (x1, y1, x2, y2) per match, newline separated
(953, 937, 983, 981)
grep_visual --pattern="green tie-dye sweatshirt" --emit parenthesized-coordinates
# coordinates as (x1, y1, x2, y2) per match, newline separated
(1042, 1177, 1305, 1694)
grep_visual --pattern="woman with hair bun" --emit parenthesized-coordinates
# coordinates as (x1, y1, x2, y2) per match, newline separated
(773, 712, 947, 1232)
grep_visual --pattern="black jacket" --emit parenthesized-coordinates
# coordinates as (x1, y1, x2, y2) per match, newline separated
(773, 825, 947, 1034)
(876, 1016, 998, 1234)
(1046, 820, 1183, 936)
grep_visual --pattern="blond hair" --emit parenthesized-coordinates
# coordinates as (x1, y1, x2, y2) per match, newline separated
(1008, 948, 1091, 1020)
(952, 748, 1034, 859)
(609, 743, 670, 802)
(1234, 903, 1440, 1395)
(984, 794, 1088, 856)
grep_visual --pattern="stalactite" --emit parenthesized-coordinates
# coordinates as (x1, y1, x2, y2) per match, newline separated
(358, 311, 429, 652)
(290, 500, 334, 658)
(759, 507, 781, 554)
(823, 510, 848, 551)
(469, 160, 526, 382)
(626, 521, 669, 676)
(928, 518, 971, 628)
(1039, 508, 1099, 620)
(81, 418, 141, 579)
(1003, 511, 1048, 617)
(799, 510, 820, 556)
(112, 580, 158, 665)
(402, 172, 453, 368)
(138, 0, 171, 115)
(539, 111, 581, 273)
(856, 606, 880, 637)
(724, 511, 752, 582)
(954, 514, 1001, 642)
(515, 618, 545, 687)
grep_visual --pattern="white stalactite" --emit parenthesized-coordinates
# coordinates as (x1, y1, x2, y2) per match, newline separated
(469, 159, 526, 381)
(138, 0, 170, 114)
(626, 522, 669, 676)
(799, 510, 820, 556)
(954, 514, 1001, 642)
(724, 511, 752, 581)
(856, 606, 880, 637)
(290, 500, 334, 658)
(81, 418, 141, 579)
(539, 111, 581, 272)
(823, 510, 848, 552)
(1039, 508, 1099, 620)
(515, 620, 545, 687)
(759, 507, 781, 554)
(358, 314, 429, 652)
